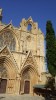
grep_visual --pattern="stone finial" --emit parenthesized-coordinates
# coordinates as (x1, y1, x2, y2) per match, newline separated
(20, 18, 26, 27)
(0, 8, 2, 22)
(27, 16, 33, 24)
(0, 8, 2, 15)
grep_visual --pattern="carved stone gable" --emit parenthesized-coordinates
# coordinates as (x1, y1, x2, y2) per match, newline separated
(23, 51, 36, 67)
(0, 46, 10, 56)
(25, 56, 34, 66)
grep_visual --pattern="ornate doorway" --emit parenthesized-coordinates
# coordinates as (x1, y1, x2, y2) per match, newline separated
(0, 56, 17, 94)
(0, 79, 7, 93)
(24, 80, 30, 94)
(0, 59, 7, 93)
(20, 65, 38, 94)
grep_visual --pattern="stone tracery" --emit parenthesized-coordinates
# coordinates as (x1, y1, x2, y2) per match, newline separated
(0, 31, 16, 51)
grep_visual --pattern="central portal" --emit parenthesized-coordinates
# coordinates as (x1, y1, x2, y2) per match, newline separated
(24, 81, 30, 94)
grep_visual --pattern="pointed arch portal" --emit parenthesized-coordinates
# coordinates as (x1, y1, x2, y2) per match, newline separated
(0, 56, 17, 93)
(20, 65, 38, 94)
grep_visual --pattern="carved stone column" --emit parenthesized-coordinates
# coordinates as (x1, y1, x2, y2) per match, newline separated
(15, 73, 21, 94)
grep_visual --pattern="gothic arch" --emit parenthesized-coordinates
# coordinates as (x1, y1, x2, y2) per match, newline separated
(20, 64, 38, 76)
(20, 64, 38, 94)
(0, 56, 17, 79)
(0, 28, 19, 51)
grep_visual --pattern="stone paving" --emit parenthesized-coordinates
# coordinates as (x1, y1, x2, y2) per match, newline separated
(0, 94, 45, 100)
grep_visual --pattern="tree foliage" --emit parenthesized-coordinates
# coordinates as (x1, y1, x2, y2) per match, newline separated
(46, 21, 56, 76)
(46, 77, 55, 90)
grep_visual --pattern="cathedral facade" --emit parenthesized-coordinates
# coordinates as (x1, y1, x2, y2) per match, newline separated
(0, 9, 45, 94)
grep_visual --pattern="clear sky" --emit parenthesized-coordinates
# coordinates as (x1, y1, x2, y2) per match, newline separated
(0, 0, 56, 35)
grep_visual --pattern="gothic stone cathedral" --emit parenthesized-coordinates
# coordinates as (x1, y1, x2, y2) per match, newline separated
(0, 9, 45, 94)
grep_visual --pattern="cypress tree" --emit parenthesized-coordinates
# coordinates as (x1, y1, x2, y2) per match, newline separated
(46, 21, 56, 76)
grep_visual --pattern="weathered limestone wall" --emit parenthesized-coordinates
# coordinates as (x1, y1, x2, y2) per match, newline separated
(0, 15, 45, 94)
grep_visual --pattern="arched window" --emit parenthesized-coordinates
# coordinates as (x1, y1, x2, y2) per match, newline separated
(27, 24, 32, 31)
(0, 31, 16, 51)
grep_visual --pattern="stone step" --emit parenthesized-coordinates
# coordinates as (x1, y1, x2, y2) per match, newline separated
(0, 94, 45, 100)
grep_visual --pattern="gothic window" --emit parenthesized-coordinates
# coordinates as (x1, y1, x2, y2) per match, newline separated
(0, 31, 16, 51)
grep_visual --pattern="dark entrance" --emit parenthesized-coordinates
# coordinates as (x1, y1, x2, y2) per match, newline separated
(0, 79, 7, 93)
(24, 81, 30, 94)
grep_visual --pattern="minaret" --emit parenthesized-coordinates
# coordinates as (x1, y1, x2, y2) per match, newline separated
(0, 8, 2, 23)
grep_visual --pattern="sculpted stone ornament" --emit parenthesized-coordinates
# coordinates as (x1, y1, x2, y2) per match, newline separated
(33, 22, 38, 29)
(26, 35, 31, 42)
(20, 18, 26, 27)
(0, 46, 10, 55)
(27, 16, 33, 24)
(0, 8, 2, 15)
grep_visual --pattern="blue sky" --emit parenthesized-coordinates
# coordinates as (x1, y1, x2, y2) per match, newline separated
(0, 0, 56, 35)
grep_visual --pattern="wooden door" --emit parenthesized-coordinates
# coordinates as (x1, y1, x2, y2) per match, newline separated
(24, 81, 30, 94)
(0, 79, 7, 93)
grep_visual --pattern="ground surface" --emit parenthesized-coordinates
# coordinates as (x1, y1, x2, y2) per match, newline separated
(0, 94, 45, 100)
